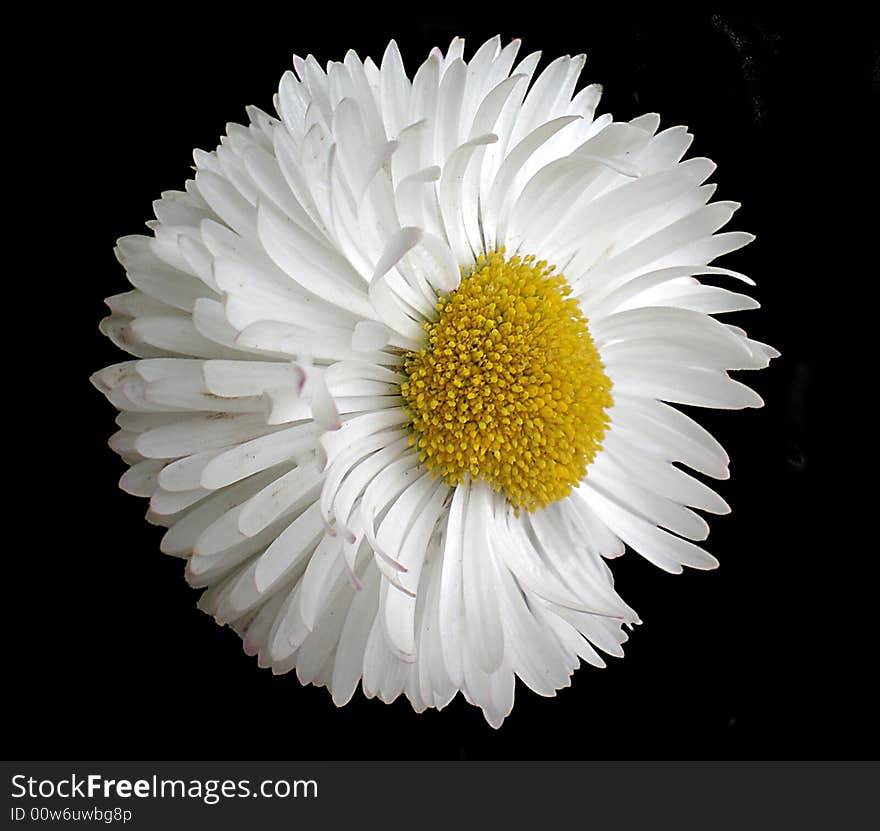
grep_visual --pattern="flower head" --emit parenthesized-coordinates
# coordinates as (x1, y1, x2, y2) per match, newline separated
(92, 36, 777, 727)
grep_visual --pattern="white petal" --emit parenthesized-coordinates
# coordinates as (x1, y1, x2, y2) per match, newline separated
(461, 481, 505, 673)
(331, 565, 381, 706)
(438, 484, 468, 687)
(254, 501, 325, 594)
(581, 481, 719, 573)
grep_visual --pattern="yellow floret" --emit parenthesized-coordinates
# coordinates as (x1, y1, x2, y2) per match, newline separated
(400, 249, 613, 513)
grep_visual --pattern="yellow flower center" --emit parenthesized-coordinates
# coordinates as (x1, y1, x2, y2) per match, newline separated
(400, 249, 613, 513)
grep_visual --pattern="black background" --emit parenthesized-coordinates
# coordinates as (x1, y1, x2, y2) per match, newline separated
(9, 10, 872, 760)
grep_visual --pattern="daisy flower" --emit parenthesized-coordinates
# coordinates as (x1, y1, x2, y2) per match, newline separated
(92, 36, 777, 727)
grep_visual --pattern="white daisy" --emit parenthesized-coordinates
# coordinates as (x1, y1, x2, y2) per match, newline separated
(92, 36, 777, 727)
